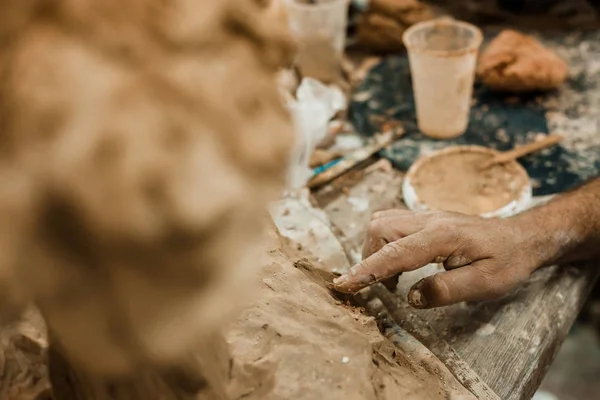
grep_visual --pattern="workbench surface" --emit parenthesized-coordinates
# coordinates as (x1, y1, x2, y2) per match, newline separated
(309, 168, 599, 400)
(276, 20, 600, 399)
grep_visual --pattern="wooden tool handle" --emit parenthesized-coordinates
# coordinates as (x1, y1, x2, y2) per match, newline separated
(481, 133, 563, 169)
(307, 128, 404, 188)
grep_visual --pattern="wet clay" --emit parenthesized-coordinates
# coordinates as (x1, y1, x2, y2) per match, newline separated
(477, 30, 568, 92)
(411, 148, 527, 215)
(226, 226, 477, 400)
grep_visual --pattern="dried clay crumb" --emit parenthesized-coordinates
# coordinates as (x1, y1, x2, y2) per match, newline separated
(477, 30, 568, 93)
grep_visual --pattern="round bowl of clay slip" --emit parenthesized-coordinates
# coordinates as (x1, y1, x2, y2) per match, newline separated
(402, 146, 532, 218)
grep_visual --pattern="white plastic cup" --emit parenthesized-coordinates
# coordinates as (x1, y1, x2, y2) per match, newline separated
(283, 0, 349, 82)
(403, 18, 483, 139)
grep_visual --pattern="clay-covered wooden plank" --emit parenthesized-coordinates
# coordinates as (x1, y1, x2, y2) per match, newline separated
(316, 168, 600, 400)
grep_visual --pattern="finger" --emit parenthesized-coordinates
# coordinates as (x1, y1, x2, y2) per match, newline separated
(363, 213, 420, 293)
(362, 214, 428, 258)
(362, 235, 388, 261)
(407, 260, 520, 309)
(371, 208, 412, 221)
(334, 230, 455, 294)
(443, 254, 474, 270)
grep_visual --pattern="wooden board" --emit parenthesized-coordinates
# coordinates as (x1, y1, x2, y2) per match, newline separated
(314, 169, 600, 400)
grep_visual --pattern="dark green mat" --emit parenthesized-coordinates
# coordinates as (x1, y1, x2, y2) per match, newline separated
(349, 31, 600, 196)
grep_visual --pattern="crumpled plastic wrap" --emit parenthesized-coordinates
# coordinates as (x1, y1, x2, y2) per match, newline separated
(286, 78, 346, 188)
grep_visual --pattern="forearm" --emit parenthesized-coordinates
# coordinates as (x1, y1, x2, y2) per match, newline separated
(514, 178, 600, 268)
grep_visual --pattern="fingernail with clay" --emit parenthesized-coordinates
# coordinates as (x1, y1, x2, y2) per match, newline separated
(333, 266, 359, 289)
(408, 279, 428, 308)
(408, 289, 428, 308)
(334, 272, 377, 293)
(333, 275, 348, 286)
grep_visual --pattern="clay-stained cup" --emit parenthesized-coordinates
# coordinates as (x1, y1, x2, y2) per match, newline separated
(283, 0, 350, 82)
(403, 18, 483, 139)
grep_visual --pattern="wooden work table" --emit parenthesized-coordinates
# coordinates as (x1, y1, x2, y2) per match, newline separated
(276, 17, 600, 399)
(304, 167, 600, 400)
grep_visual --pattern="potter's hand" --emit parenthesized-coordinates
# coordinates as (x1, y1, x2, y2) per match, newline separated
(334, 178, 600, 308)
(333, 209, 540, 308)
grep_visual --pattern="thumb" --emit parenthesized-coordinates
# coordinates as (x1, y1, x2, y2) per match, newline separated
(407, 261, 521, 309)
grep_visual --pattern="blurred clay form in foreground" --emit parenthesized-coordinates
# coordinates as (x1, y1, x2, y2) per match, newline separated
(0, 0, 293, 398)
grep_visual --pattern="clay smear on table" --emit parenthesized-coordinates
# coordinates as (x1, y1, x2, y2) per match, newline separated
(411, 148, 527, 215)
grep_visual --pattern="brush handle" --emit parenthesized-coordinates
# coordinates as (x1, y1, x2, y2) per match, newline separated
(481, 133, 563, 169)
(307, 129, 403, 188)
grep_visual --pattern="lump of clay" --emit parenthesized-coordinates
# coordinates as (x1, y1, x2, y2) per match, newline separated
(477, 29, 568, 92)
(355, 0, 434, 52)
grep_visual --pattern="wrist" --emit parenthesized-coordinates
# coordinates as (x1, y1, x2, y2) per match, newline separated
(508, 203, 583, 269)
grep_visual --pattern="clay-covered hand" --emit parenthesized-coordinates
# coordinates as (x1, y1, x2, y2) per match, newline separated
(333, 209, 542, 308)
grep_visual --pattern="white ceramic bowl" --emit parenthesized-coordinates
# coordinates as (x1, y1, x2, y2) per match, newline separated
(402, 146, 532, 218)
